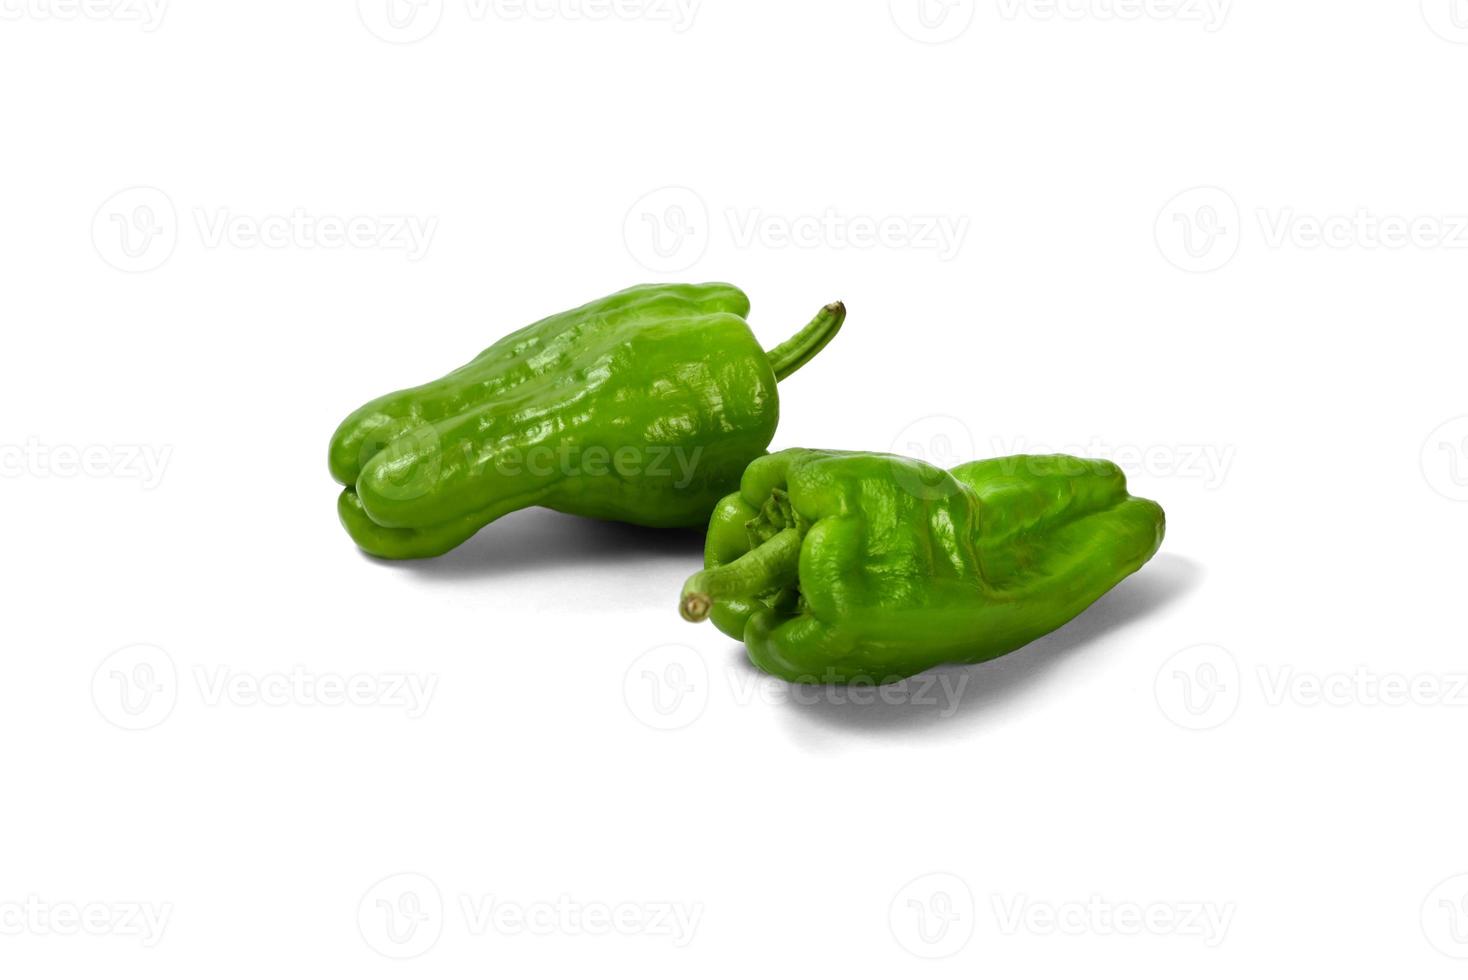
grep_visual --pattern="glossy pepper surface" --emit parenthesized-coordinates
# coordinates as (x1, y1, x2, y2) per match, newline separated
(329, 284, 844, 559)
(679, 449, 1165, 683)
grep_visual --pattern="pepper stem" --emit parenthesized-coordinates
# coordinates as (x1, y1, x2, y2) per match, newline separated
(765, 301, 845, 382)
(679, 527, 804, 623)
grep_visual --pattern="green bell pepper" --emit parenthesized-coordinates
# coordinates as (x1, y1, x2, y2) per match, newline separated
(679, 449, 1165, 683)
(329, 284, 844, 559)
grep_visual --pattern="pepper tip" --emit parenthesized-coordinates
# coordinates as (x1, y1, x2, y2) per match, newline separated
(680, 593, 712, 623)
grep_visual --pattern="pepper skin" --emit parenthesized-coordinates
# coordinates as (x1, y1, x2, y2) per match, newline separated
(329, 284, 844, 559)
(679, 449, 1165, 683)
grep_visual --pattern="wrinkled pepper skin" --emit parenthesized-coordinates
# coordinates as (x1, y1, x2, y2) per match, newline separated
(679, 449, 1165, 684)
(329, 284, 844, 559)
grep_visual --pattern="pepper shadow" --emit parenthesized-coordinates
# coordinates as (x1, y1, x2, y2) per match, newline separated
(371, 506, 706, 581)
(757, 552, 1204, 738)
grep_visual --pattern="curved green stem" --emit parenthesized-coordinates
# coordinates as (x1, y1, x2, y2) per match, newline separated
(680, 528, 804, 623)
(765, 301, 845, 382)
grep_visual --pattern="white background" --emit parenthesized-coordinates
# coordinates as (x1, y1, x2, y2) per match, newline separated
(4, 0, 1468, 975)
